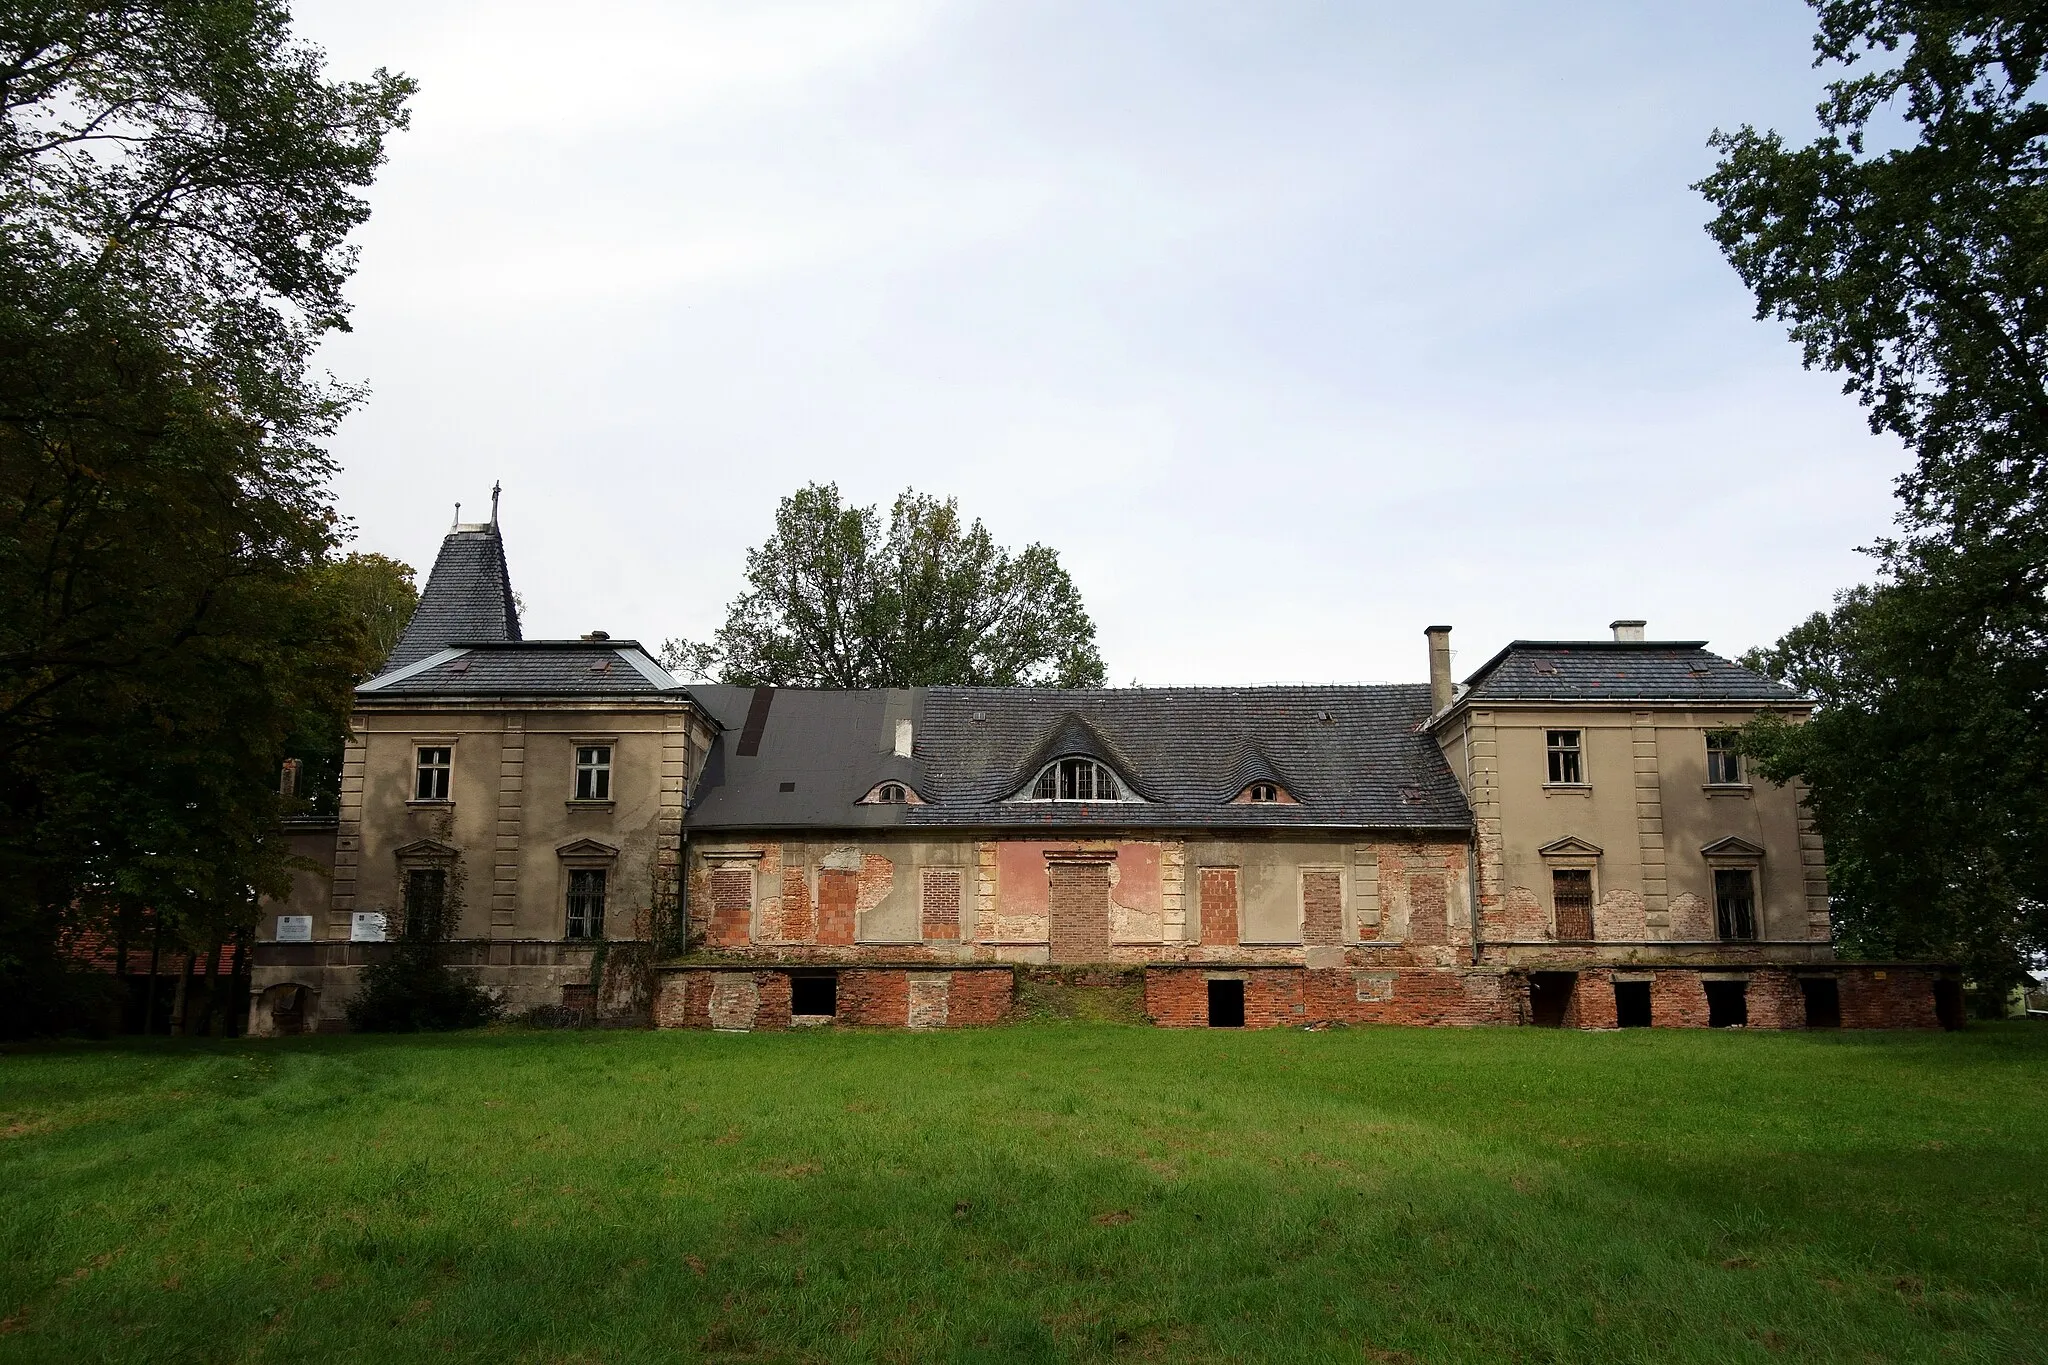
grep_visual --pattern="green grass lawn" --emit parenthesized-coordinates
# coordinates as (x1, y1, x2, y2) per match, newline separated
(2, 1022, 2044, 1364)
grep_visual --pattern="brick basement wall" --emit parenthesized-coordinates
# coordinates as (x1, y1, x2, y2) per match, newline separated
(1146, 967, 1517, 1028)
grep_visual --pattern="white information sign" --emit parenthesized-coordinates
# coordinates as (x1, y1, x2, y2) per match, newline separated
(275, 915, 312, 943)
(349, 911, 389, 943)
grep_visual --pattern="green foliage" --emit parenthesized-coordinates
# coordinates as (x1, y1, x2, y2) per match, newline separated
(1, 1026, 2044, 1361)
(0, 3, 412, 1029)
(342, 872, 500, 1033)
(1700, 3, 2048, 987)
(665, 483, 1106, 688)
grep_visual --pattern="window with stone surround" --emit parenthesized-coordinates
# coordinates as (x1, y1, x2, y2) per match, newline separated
(1552, 869, 1593, 940)
(1715, 869, 1757, 940)
(565, 868, 607, 939)
(414, 746, 451, 801)
(574, 745, 612, 801)
(1545, 730, 1583, 785)
(1706, 731, 1743, 785)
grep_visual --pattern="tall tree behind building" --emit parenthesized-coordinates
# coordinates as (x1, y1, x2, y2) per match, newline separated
(1698, 1, 2048, 996)
(0, 3, 413, 1034)
(665, 483, 1107, 688)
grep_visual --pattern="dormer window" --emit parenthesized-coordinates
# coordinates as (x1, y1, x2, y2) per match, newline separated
(1247, 783, 1278, 803)
(858, 780, 923, 805)
(1030, 757, 1125, 802)
(878, 783, 907, 803)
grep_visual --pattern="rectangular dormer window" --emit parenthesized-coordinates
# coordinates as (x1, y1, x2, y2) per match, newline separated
(415, 746, 452, 801)
(1706, 731, 1743, 784)
(1545, 730, 1583, 785)
(575, 745, 612, 801)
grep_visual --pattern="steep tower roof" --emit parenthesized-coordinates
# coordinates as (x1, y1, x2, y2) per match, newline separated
(384, 511, 521, 671)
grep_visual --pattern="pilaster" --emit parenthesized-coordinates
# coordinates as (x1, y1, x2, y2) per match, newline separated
(1632, 712, 1668, 921)
(492, 715, 525, 931)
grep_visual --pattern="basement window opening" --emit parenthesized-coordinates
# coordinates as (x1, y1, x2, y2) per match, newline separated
(790, 974, 836, 1018)
(1800, 977, 1840, 1029)
(1207, 978, 1245, 1028)
(1705, 979, 1749, 1028)
(1529, 971, 1575, 1028)
(1546, 730, 1583, 784)
(1614, 980, 1652, 1028)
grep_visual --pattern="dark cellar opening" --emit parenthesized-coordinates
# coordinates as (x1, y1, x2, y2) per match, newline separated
(1613, 980, 1652, 1028)
(1207, 978, 1245, 1027)
(1529, 972, 1576, 1027)
(1800, 977, 1840, 1028)
(1705, 979, 1749, 1028)
(790, 973, 837, 1017)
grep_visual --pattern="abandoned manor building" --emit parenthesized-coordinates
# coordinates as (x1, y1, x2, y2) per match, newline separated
(248, 512, 1960, 1034)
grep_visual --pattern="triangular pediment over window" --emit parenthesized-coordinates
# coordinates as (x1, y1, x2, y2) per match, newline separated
(556, 838, 620, 860)
(1700, 836, 1766, 859)
(1537, 836, 1604, 858)
(393, 838, 458, 861)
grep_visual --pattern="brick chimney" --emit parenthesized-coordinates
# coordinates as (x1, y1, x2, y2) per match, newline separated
(1610, 619, 1646, 642)
(1425, 625, 1454, 713)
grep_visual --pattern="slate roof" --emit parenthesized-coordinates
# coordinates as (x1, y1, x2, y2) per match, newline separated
(908, 686, 1467, 830)
(1459, 641, 1797, 705)
(385, 524, 521, 670)
(359, 641, 686, 697)
(687, 686, 923, 830)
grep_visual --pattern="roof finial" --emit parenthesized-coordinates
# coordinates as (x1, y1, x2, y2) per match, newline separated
(452, 501, 461, 530)
(491, 481, 501, 526)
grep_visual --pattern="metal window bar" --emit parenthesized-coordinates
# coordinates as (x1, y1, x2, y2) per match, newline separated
(1714, 869, 1756, 940)
(1552, 869, 1593, 940)
(567, 869, 606, 940)
(403, 868, 446, 937)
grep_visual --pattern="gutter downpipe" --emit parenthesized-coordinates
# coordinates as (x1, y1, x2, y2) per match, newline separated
(1461, 712, 1483, 967)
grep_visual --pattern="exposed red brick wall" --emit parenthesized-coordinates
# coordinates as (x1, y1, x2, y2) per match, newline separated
(1145, 968, 1209, 1026)
(1198, 868, 1239, 947)
(1149, 967, 1516, 1028)
(706, 868, 754, 947)
(1563, 968, 1618, 1029)
(754, 972, 792, 1031)
(1746, 969, 1804, 1029)
(1302, 870, 1342, 948)
(1840, 967, 1944, 1029)
(1048, 859, 1111, 964)
(947, 969, 1014, 1024)
(1651, 969, 1709, 1027)
(1408, 872, 1448, 944)
(781, 868, 813, 942)
(921, 868, 962, 941)
(817, 869, 858, 947)
(653, 970, 710, 1029)
(839, 968, 909, 1026)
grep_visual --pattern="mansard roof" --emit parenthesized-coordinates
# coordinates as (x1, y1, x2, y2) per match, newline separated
(1459, 640, 1796, 705)
(359, 640, 686, 697)
(683, 683, 1471, 832)
(385, 522, 521, 670)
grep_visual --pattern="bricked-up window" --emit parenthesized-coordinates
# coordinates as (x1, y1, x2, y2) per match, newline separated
(1545, 731, 1583, 785)
(1030, 758, 1124, 801)
(566, 868, 606, 939)
(1552, 869, 1593, 940)
(921, 868, 962, 940)
(574, 745, 612, 800)
(1714, 869, 1757, 940)
(414, 746, 451, 800)
(1706, 731, 1743, 784)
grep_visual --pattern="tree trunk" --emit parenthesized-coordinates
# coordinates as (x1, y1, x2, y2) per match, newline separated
(171, 944, 193, 1037)
(202, 937, 223, 1038)
(142, 918, 163, 1036)
(227, 928, 250, 1038)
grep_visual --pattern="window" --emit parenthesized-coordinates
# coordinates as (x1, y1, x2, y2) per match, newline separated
(878, 782, 907, 804)
(566, 868, 606, 940)
(1029, 757, 1124, 801)
(574, 745, 612, 801)
(1207, 978, 1245, 1027)
(1704, 979, 1749, 1027)
(414, 746, 452, 801)
(1247, 782, 1278, 803)
(1546, 730, 1583, 784)
(1614, 980, 1652, 1028)
(1552, 869, 1593, 940)
(790, 973, 837, 1017)
(1714, 869, 1757, 940)
(403, 868, 447, 937)
(1706, 731, 1743, 784)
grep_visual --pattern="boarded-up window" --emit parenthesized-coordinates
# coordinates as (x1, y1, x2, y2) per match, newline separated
(1302, 870, 1343, 947)
(1552, 869, 1593, 940)
(1199, 868, 1239, 946)
(921, 868, 962, 940)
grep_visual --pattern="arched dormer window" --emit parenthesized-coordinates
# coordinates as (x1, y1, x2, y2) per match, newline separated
(878, 782, 907, 803)
(1247, 782, 1278, 803)
(1029, 757, 1128, 802)
(857, 780, 923, 805)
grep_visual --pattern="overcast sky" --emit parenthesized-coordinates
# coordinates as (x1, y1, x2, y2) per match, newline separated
(297, 0, 1904, 687)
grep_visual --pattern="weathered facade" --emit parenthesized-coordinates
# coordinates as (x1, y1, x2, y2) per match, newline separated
(247, 515, 1959, 1034)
